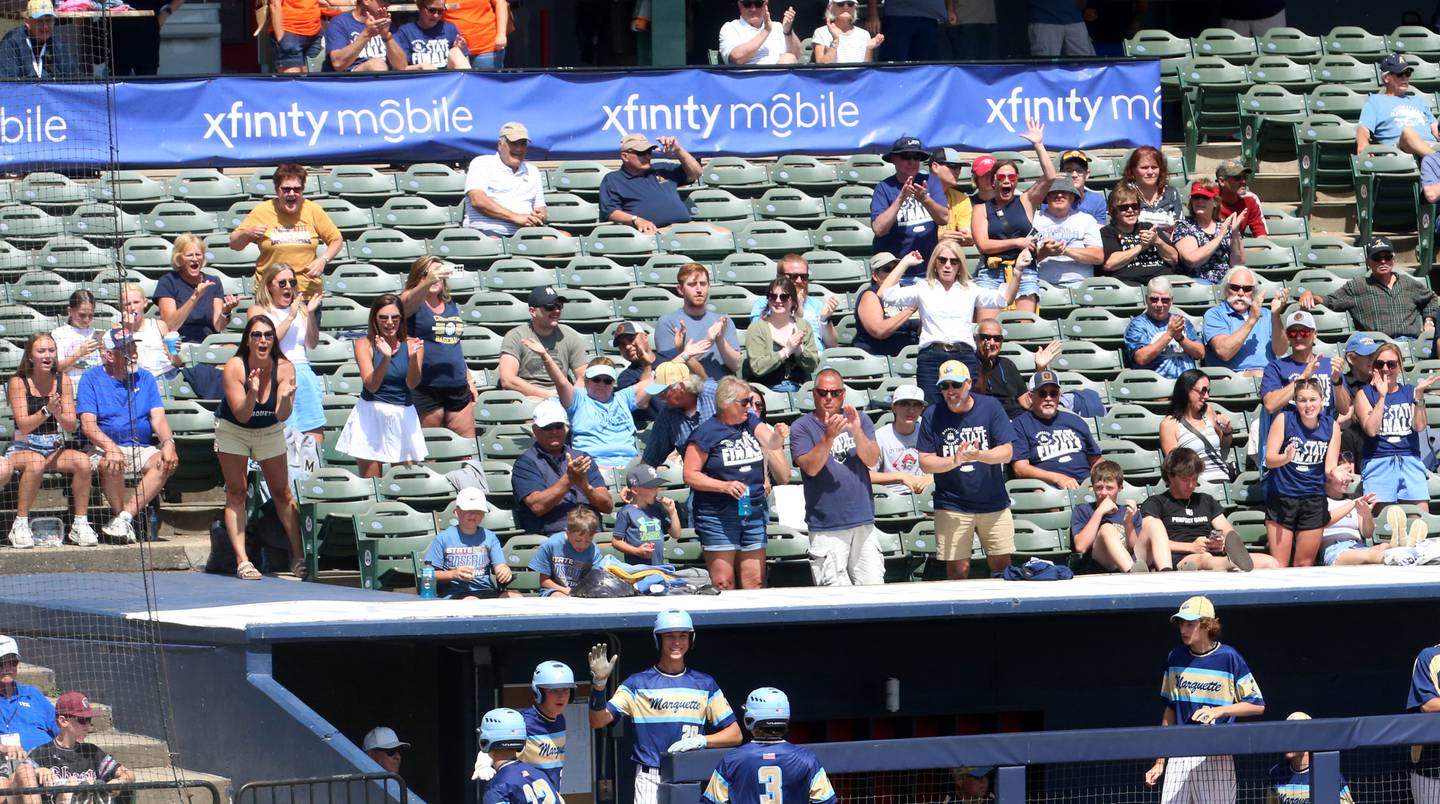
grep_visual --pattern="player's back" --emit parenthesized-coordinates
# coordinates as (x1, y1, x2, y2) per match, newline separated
(484, 759, 564, 804)
(704, 741, 835, 804)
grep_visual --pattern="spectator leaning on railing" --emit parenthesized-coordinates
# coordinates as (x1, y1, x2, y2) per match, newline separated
(0, 0, 79, 79)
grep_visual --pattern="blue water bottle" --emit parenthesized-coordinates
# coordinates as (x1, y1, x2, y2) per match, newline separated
(418, 561, 437, 599)
(736, 492, 751, 518)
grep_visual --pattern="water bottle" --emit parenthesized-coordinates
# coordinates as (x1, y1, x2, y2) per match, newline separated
(736, 492, 751, 518)
(418, 561, 437, 599)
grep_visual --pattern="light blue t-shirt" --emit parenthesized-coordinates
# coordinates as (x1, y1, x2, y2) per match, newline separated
(1124, 313, 1199, 379)
(528, 532, 602, 594)
(566, 386, 639, 466)
(1360, 94, 1437, 145)
(1202, 303, 1275, 373)
(1045, 186, 1108, 225)
(655, 308, 741, 379)
(423, 525, 506, 597)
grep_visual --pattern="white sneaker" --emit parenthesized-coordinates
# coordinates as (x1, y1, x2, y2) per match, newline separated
(101, 514, 135, 544)
(8, 520, 33, 549)
(67, 520, 98, 547)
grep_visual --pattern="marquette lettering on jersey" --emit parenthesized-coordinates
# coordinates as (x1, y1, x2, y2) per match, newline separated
(520, 707, 566, 788)
(607, 667, 736, 767)
(1160, 643, 1263, 725)
(702, 742, 836, 804)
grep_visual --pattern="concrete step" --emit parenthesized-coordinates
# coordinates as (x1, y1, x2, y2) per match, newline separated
(91, 730, 171, 770)
(132, 767, 232, 804)
(0, 540, 196, 574)
(17, 663, 55, 696)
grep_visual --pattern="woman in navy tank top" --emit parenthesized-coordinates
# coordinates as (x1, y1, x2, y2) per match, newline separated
(1263, 378, 1339, 567)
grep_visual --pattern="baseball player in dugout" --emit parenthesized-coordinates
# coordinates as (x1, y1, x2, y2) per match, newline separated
(588, 609, 741, 804)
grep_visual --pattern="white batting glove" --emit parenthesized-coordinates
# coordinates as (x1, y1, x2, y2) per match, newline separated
(589, 642, 618, 685)
(472, 750, 496, 781)
(667, 734, 709, 754)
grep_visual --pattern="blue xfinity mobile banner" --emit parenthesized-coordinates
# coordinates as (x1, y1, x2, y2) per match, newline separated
(0, 62, 1160, 168)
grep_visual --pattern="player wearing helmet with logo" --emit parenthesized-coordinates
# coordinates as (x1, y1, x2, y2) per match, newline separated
(474, 661, 575, 788)
(589, 609, 740, 804)
(479, 708, 564, 804)
(702, 687, 836, 804)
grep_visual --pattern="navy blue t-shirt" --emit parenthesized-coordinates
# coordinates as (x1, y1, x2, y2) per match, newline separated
(916, 395, 1014, 514)
(789, 410, 878, 531)
(1360, 384, 1421, 459)
(1268, 410, 1333, 498)
(1260, 355, 1340, 416)
(1011, 409, 1101, 483)
(614, 502, 667, 565)
(154, 271, 225, 344)
(324, 12, 389, 71)
(1070, 501, 1142, 547)
(598, 163, 694, 228)
(511, 445, 606, 535)
(408, 300, 467, 388)
(393, 19, 468, 66)
(870, 173, 947, 273)
(688, 412, 766, 518)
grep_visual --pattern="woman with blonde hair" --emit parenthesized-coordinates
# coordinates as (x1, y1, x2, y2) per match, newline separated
(877, 240, 1024, 404)
(118, 283, 182, 384)
(811, 0, 881, 62)
(398, 256, 478, 438)
(155, 232, 239, 345)
(248, 262, 325, 443)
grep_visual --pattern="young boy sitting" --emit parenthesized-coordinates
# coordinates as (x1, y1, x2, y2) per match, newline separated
(612, 464, 682, 566)
(1140, 448, 1280, 571)
(477, 708, 563, 804)
(1070, 460, 1171, 572)
(424, 488, 519, 599)
(529, 507, 603, 597)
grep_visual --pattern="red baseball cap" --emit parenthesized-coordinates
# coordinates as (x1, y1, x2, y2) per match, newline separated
(971, 155, 997, 178)
(55, 691, 95, 718)
(1188, 182, 1219, 199)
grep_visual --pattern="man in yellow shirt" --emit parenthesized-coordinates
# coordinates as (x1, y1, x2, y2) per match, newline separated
(229, 163, 344, 299)
(928, 147, 974, 247)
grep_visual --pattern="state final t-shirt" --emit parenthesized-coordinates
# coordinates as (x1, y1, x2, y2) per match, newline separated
(916, 395, 1013, 514)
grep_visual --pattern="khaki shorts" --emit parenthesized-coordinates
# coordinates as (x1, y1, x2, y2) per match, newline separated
(214, 419, 287, 461)
(935, 509, 1015, 561)
(87, 444, 160, 473)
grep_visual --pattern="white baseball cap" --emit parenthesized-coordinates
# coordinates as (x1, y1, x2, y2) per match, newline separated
(362, 726, 410, 751)
(455, 487, 490, 512)
(891, 385, 925, 404)
(533, 398, 569, 428)
(0, 636, 16, 660)
(585, 364, 619, 381)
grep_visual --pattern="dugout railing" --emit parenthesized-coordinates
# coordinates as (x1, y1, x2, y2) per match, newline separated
(234, 771, 409, 804)
(659, 712, 1440, 803)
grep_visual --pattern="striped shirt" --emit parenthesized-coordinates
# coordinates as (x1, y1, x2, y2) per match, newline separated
(607, 665, 736, 767)
(1159, 642, 1264, 725)
(1322, 273, 1440, 340)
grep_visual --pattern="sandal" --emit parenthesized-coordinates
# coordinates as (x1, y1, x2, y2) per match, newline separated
(290, 559, 308, 580)
(236, 561, 261, 581)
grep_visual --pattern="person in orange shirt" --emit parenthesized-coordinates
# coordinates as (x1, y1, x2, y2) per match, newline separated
(269, 0, 329, 72)
(449, 0, 508, 67)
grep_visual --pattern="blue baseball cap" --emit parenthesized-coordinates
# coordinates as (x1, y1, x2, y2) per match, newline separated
(1345, 333, 1380, 356)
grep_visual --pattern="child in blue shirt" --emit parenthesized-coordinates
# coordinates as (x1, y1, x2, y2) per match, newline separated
(612, 464, 681, 566)
(424, 488, 518, 599)
(529, 507, 603, 597)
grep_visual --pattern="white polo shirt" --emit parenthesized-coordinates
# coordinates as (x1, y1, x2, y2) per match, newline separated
(462, 154, 546, 236)
(719, 17, 790, 64)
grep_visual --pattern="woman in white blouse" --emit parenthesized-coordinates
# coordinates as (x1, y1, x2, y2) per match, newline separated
(811, 0, 882, 63)
(878, 240, 1025, 404)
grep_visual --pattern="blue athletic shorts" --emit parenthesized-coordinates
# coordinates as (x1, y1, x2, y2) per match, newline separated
(1361, 454, 1428, 503)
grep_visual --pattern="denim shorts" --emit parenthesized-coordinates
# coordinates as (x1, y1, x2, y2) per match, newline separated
(1322, 539, 1366, 566)
(5, 432, 66, 458)
(974, 258, 1040, 299)
(273, 31, 323, 69)
(693, 502, 768, 553)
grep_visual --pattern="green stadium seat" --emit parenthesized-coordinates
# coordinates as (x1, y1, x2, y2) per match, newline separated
(66, 202, 143, 245)
(353, 502, 435, 590)
(141, 201, 220, 237)
(1098, 403, 1164, 448)
(1166, 279, 1218, 315)
(202, 232, 260, 277)
(1261, 207, 1310, 243)
(754, 188, 827, 228)
(350, 228, 426, 269)
(1295, 236, 1365, 270)
(804, 249, 867, 290)
(1125, 29, 1190, 101)
(427, 228, 507, 274)
(819, 346, 889, 389)
(320, 393, 357, 432)
(92, 170, 171, 210)
(1100, 437, 1164, 485)
(316, 295, 371, 334)
(1240, 239, 1298, 280)
(736, 221, 812, 257)
(327, 262, 402, 303)
(837, 154, 893, 186)
(505, 226, 581, 265)
(397, 163, 466, 205)
(1192, 28, 1258, 64)
(1407, 58, 1440, 93)
(376, 465, 455, 513)
(478, 424, 534, 459)
(1059, 308, 1130, 349)
(0, 241, 30, 279)
(1310, 55, 1379, 88)
(872, 487, 922, 531)
(635, 254, 693, 285)
(481, 257, 558, 296)
(714, 253, 776, 288)
(582, 224, 659, 264)
(543, 192, 602, 234)
(1258, 27, 1323, 64)
(824, 185, 875, 219)
(324, 364, 364, 396)
(1295, 113, 1361, 214)
(660, 223, 738, 261)
(1178, 57, 1251, 170)
(305, 334, 354, 374)
(312, 197, 377, 239)
(461, 326, 504, 369)
(705, 284, 762, 322)
(166, 169, 248, 210)
(16, 172, 87, 211)
(1108, 369, 1174, 411)
(1005, 480, 1072, 533)
(1246, 56, 1319, 93)
(996, 311, 1060, 345)
(547, 161, 611, 199)
(296, 466, 379, 579)
(35, 236, 112, 280)
(1237, 84, 1309, 166)
(373, 196, 453, 239)
(474, 389, 537, 426)
(1070, 276, 1142, 312)
(9, 271, 74, 315)
(810, 218, 874, 256)
(1351, 145, 1423, 244)
(560, 256, 636, 298)
(1012, 521, 1070, 563)
(764, 524, 812, 586)
(556, 289, 619, 333)
(165, 399, 218, 489)
(701, 157, 773, 197)
(1051, 340, 1123, 380)
(1324, 26, 1390, 64)
(770, 155, 843, 193)
(616, 286, 680, 322)
(420, 427, 479, 473)
(87, 271, 145, 308)
(189, 339, 238, 369)
(0, 204, 63, 249)
(221, 200, 260, 232)
(323, 166, 400, 207)
(1390, 25, 1440, 59)
(685, 188, 755, 227)
(461, 291, 532, 330)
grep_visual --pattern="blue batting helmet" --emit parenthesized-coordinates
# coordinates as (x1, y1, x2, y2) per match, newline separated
(653, 609, 695, 649)
(531, 660, 576, 705)
(743, 687, 791, 731)
(478, 708, 527, 753)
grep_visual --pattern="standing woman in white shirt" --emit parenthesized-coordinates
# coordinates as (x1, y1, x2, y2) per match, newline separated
(719, 0, 801, 64)
(812, 0, 883, 62)
(878, 241, 1024, 404)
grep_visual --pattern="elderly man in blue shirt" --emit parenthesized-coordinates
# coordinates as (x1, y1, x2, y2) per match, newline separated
(598, 133, 703, 235)
(1124, 277, 1204, 378)
(1201, 267, 1288, 377)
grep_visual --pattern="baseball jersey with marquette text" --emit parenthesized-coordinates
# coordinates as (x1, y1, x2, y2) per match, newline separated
(519, 706, 565, 789)
(1160, 643, 1264, 725)
(606, 666, 737, 767)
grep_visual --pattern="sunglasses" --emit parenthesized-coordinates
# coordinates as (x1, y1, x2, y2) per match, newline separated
(1371, 253, 1395, 263)
(277, 186, 304, 195)
(377, 748, 401, 756)
(275, 278, 297, 288)
(815, 388, 844, 398)
(1375, 360, 1401, 369)
(1286, 328, 1315, 338)
(736, 396, 755, 407)
(1147, 296, 1172, 303)
(420, 4, 445, 10)
(587, 376, 615, 385)
(1035, 388, 1061, 399)
(782, 272, 809, 281)
(1116, 203, 1141, 212)
(936, 256, 962, 266)
(65, 716, 92, 725)
(768, 292, 792, 301)
(1227, 284, 1255, 293)
(939, 381, 964, 391)
(1193, 386, 1210, 395)
(542, 303, 565, 312)
(376, 314, 401, 321)
(740, 0, 764, 6)
(250, 330, 276, 340)
(975, 333, 1003, 342)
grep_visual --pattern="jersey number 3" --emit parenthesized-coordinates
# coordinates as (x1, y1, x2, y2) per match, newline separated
(758, 766, 782, 804)
(522, 779, 559, 804)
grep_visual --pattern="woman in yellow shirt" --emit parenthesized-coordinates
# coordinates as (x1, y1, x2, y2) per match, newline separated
(230, 163, 343, 300)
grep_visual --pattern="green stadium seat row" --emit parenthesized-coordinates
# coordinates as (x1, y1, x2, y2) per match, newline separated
(1126, 26, 1440, 68)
